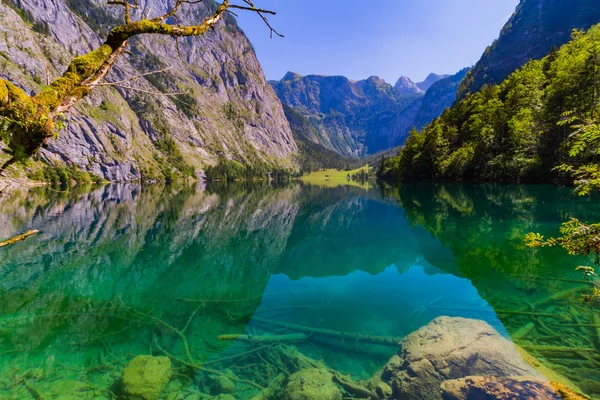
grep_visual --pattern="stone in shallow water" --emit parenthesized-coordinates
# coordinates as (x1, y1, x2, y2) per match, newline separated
(379, 316, 542, 400)
(211, 375, 237, 395)
(440, 376, 561, 400)
(121, 355, 172, 400)
(282, 368, 343, 400)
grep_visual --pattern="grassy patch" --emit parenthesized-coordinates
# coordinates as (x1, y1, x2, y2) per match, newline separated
(300, 166, 373, 189)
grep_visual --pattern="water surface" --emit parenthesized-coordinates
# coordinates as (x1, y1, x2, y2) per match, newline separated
(0, 182, 599, 399)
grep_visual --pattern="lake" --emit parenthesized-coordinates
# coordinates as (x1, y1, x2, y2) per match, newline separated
(0, 182, 599, 399)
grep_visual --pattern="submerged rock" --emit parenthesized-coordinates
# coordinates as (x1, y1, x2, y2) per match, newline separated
(282, 368, 343, 400)
(121, 355, 172, 400)
(440, 376, 561, 400)
(379, 317, 542, 400)
(211, 375, 237, 395)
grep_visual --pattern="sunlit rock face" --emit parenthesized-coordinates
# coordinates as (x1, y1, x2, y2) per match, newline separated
(0, 0, 296, 181)
(271, 71, 465, 155)
(271, 73, 424, 156)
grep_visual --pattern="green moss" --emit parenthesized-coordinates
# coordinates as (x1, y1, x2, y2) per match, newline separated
(35, 44, 113, 110)
(27, 163, 105, 184)
(120, 355, 172, 400)
(0, 79, 54, 158)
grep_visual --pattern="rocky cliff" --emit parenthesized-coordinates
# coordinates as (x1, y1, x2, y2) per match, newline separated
(412, 68, 470, 130)
(0, 0, 297, 181)
(270, 72, 452, 156)
(360, 70, 469, 152)
(457, 0, 600, 100)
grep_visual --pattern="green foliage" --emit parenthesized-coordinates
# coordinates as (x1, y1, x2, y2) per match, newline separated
(380, 25, 600, 183)
(526, 218, 600, 262)
(27, 163, 104, 184)
(153, 133, 196, 181)
(554, 112, 600, 195)
(204, 159, 294, 182)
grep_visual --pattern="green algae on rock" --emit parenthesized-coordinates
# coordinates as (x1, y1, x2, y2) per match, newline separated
(121, 355, 172, 400)
(282, 368, 343, 400)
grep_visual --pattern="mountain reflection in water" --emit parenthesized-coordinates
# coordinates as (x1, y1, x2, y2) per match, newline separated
(0, 182, 598, 399)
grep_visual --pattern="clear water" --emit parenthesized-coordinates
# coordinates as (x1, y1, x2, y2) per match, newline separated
(0, 182, 599, 399)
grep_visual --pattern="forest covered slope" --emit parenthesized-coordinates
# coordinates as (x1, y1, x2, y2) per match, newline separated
(379, 25, 600, 183)
(457, 0, 600, 100)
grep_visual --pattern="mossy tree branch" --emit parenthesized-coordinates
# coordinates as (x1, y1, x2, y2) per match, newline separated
(0, 0, 278, 168)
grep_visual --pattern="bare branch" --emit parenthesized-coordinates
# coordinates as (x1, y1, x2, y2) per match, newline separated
(233, 0, 283, 38)
(111, 84, 186, 97)
(107, 0, 139, 24)
(97, 66, 174, 86)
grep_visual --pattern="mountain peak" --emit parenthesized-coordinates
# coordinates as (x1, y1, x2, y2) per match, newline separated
(282, 71, 303, 81)
(394, 76, 424, 95)
(417, 73, 451, 91)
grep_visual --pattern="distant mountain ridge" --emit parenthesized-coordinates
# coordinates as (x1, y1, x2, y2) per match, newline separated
(271, 72, 454, 156)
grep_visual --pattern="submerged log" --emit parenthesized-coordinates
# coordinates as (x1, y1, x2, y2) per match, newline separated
(594, 313, 600, 350)
(251, 317, 403, 346)
(218, 333, 308, 343)
(515, 345, 588, 398)
(532, 286, 589, 308)
(511, 322, 535, 341)
(520, 344, 597, 357)
(516, 275, 595, 285)
(496, 310, 559, 318)
(0, 230, 39, 248)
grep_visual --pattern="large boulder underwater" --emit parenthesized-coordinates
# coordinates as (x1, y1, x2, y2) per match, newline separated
(371, 316, 586, 400)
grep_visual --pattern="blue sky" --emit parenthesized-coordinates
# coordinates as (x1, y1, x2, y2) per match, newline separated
(236, 0, 520, 83)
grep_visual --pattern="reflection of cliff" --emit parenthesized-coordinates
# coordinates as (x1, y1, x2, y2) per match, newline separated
(0, 182, 461, 359)
(276, 185, 457, 279)
(0, 183, 301, 357)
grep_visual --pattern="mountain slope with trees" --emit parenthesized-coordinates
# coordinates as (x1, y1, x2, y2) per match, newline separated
(457, 0, 600, 101)
(379, 25, 600, 183)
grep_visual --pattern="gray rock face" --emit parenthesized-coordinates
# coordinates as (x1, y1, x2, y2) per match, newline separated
(0, 0, 296, 181)
(395, 76, 424, 95)
(412, 68, 470, 130)
(271, 73, 422, 156)
(272, 71, 460, 156)
(379, 317, 542, 400)
(417, 73, 450, 92)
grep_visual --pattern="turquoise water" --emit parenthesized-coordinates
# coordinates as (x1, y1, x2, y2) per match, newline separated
(0, 182, 599, 399)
